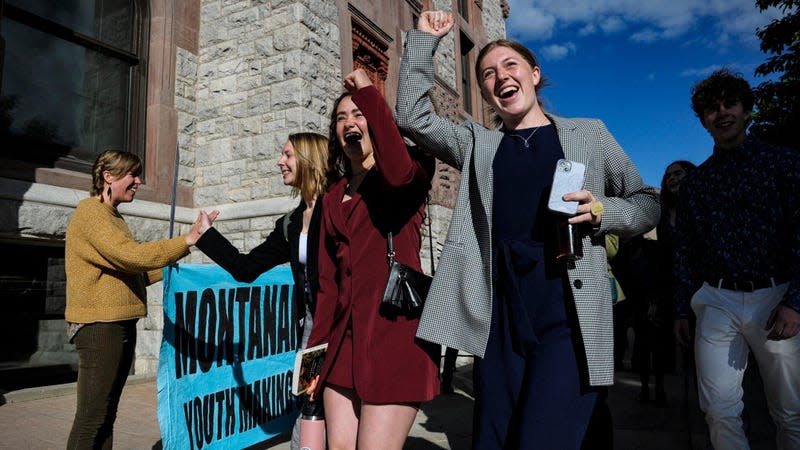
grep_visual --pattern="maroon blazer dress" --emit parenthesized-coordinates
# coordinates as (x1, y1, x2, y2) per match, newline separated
(307, 85, 439, 403)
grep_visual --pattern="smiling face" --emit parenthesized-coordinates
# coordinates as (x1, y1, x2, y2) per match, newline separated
(478, 45, 541, 129)
(277, 139, 298, 186)
(105, 171, 141, 206)
(335, 95, 374, 167)
(664, 163, 688, 194)
(702, 98, 750, 149)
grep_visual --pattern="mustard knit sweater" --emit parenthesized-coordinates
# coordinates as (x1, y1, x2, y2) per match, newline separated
(65, 197, 190, 323)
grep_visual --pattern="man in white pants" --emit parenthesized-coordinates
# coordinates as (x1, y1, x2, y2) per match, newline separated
(673, 68, 800, 450)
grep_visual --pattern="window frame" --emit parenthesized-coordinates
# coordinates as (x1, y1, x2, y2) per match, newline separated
(459, 31, 475, 117)
(0, 1, 149, 178)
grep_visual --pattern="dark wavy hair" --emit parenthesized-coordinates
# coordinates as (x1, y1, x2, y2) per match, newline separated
(325, 92, 356, 186)
(660, 160, 696, 207)
(658, 160, 696, 245)
(690, 68, 754, 124)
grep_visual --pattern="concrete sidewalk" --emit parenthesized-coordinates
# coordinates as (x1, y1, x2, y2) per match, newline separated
(0, 361, 777, 449)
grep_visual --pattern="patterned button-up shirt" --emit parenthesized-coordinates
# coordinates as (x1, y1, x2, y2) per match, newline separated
(674, 135, 800, 317)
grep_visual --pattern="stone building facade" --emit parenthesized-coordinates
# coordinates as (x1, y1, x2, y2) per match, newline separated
(0, 0, 508, 386)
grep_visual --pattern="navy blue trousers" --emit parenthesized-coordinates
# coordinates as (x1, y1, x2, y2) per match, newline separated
(473, 242, 598, 450)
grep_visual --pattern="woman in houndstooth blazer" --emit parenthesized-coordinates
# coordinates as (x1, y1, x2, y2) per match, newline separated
(396, 11, 660, 449)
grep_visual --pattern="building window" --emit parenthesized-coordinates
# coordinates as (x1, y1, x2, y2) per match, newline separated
(350, 11, 390, 97)
(0, 0, 148, 176)
(457, 0, 470, 22)
(460, 32, 474, 116)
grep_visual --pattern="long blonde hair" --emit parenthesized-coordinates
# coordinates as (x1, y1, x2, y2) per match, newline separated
(287, 132, 329, 202)
(91, 150, 142, 201)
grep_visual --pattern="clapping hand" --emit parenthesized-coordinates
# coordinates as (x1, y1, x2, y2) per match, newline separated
(186, 209, 220, 245)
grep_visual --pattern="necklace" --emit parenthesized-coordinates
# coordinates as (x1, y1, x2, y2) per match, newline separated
(510, 126, 540, 148)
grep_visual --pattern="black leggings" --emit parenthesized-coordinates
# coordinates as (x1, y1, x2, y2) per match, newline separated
(67, 320, 137, 450)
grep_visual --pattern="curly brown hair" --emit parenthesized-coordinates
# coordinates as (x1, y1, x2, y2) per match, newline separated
(690, 68, 754, 123)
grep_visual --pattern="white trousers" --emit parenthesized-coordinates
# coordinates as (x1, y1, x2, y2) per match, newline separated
(692, 282, 800, 450)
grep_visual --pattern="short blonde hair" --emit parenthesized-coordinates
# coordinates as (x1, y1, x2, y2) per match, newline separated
(287, 132, 329, 201)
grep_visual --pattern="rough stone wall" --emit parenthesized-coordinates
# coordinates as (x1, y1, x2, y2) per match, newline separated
(431, 0, 457, 91)
(481, 0, 508, 42)
(190, 0, 341, 209)
(173, 0, 343, 260)
(128, 0, 346, 373)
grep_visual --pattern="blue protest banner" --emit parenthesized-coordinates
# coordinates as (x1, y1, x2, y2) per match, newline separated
(158, 263, 299, 450)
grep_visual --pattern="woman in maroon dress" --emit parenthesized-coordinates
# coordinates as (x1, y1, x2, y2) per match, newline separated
(306, 69, 439, 449)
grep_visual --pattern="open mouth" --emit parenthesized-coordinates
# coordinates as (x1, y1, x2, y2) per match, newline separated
(498, 86, 518, 99)
(344, 131, 362, 144)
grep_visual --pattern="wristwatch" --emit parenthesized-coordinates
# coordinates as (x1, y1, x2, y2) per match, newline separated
(590, 200, 605, 217)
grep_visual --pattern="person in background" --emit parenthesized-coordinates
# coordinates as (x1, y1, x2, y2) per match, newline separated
(657, 161, 695, 250)
(605, 234, 629, 372)
(673, 68, 800, 449)
(305, 69, 439, 450)
(440, 346, 459, 394)
(65, 150, 214, 449)
(194, 132, 329, 450)
(396, 11, 660, 449)
(657, 160, 696, 398)
(612, 234, 673, 406)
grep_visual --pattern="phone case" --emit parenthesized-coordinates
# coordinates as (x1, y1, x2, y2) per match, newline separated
(548, 159, 586, 215)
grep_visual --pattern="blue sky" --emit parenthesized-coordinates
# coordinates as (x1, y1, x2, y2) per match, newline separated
(505, 0, 786, 187)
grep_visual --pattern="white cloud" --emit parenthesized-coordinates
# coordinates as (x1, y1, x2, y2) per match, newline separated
(631, 28, 659, 43)
(578, 24, 596, 36)
(506, 0, 784, 48)
(680, 62, 760, 79)
(680, 65, 725, 78)
(600, 16, 626, 34)
(505, 6, 558, 41)
(540, 42, 577, 60)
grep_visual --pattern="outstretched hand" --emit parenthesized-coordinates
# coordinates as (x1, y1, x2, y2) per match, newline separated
(186, 209, 220, 245)
(418, 10, 454, 38)
(343, 68, 373, 93)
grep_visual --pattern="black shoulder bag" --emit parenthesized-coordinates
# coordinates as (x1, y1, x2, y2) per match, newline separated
(380, 231, 433, 317)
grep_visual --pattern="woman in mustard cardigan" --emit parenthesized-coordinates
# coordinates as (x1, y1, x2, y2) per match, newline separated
(65, 150, 215, 449)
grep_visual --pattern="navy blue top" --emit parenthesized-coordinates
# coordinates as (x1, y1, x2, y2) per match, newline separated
(492, 124, 570, 355)
(674, 135, 800, 316)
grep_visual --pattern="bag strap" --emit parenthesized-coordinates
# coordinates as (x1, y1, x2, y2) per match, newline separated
(386, 197, 436, 273)
(425, 198, 435, 275)
(386, 231, 396, 266)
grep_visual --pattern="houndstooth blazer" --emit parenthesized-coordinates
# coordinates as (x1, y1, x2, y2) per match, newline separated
(396, 30, 660, 386)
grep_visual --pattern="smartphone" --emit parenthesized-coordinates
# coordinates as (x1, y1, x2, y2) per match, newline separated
(547, 159, 586, 215)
